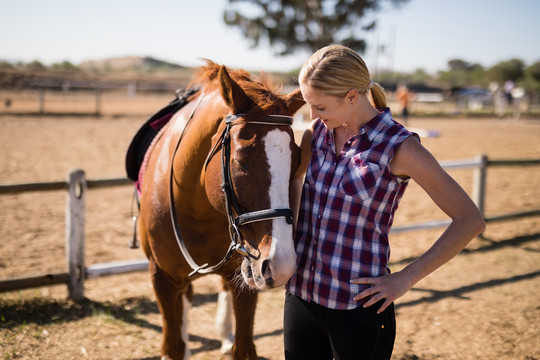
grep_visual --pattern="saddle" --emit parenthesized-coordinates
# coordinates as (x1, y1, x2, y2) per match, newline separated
(125, 88, 198, 182)
(125, 88, 197, 249)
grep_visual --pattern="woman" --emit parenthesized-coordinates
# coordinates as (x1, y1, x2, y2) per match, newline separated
(284, 45, 485, 360)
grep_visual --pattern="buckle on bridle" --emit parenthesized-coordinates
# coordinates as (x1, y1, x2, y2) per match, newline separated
(229, 222, 261, 259)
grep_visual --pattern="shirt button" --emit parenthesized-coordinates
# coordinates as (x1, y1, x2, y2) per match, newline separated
(347, 140, 351, 144)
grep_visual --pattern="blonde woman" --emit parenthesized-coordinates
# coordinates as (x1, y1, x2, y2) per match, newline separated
(284, 45, 485, 359)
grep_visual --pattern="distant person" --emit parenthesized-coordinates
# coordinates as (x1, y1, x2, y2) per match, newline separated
(284, 44, 486, 360)
(504, 80, 514, 105)
(396, 85, 412, 125)
(510, 87, 525, 120)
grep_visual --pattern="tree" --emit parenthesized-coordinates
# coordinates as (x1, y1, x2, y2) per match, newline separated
(223, 0, 410, 56)
(51, 61, 80, 72)
(522, 61, 540, 94)
(488, 58, 525, 83)
(438, 58, 486, 89)
(26, 60, 46, 71)
(525, 61, 540, 83)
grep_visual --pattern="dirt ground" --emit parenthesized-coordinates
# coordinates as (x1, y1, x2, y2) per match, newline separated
(0, 108, 539, 359)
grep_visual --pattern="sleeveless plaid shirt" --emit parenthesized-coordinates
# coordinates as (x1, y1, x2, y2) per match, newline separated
(286, 108, 418, 310)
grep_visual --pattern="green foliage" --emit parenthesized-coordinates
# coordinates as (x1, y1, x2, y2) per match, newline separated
(487, 58, 525, 83)
(0, 61, 15, 70)
(522, 61, 540, 93)
(526, 61, 540, 82)
(223, 0, 410, 55)
(438, 59, 487, 88)
(50, 61, 80, 72)
(26, 60, 46, 71)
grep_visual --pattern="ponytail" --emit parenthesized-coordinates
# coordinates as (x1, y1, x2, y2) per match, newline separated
(370, 82, 387, 109)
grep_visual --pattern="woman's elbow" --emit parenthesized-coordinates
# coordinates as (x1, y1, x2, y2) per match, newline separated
(469, 208, 486, 237)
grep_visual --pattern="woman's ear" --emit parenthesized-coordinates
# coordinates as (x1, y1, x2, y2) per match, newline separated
(346, 89, 360, 104)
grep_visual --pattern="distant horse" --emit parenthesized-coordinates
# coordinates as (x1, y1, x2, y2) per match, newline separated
(137, 62, 305, 359)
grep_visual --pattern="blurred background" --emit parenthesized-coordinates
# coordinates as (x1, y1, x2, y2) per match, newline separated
(1, 0, 539, 118)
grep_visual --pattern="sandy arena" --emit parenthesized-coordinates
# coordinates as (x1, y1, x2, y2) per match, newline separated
(0, 109, 539, 359)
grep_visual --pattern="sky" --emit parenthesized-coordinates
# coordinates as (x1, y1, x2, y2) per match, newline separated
(1, 0, 539, 75)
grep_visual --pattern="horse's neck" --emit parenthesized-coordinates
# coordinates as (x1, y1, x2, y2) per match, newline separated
(169, 98, 225, 217)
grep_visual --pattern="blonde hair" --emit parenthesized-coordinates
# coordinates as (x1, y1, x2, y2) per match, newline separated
(299, 44, 387, 109)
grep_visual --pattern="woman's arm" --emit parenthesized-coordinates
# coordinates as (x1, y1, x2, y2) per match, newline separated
(290, 121, 315, 225)
(352, 136, 486, 313)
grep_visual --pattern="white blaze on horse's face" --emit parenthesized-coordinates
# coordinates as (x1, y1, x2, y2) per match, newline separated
(241, 128, 297, 289)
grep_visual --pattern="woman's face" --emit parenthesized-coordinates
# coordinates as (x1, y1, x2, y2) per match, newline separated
(299, 84, 352, 130)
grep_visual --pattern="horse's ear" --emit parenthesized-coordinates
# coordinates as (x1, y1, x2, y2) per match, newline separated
(284, 87, 305, 115)
(218, 65, 252, 114)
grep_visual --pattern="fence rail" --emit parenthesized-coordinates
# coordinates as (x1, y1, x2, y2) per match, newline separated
(0, 156, 539, 301)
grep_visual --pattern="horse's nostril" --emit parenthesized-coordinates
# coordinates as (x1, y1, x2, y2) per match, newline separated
(265, 277, 275, 288)
(261, 259, 270, 276)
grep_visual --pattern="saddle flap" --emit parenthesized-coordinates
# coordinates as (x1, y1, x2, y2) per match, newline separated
(125, 88, 197, 181)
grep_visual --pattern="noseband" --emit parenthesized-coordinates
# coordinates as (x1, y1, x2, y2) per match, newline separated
(170, 105, 295, 277)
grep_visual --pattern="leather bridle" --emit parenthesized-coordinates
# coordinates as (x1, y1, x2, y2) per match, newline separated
(169, 103, 295, 277)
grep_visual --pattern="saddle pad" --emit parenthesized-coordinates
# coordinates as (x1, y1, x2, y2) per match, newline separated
(125, 88, 197, 181)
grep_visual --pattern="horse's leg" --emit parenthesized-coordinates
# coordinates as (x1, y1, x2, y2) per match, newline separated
(229, 282, 258, 360)
(149, 257, 191, 360)
(215, 278, 234, 354)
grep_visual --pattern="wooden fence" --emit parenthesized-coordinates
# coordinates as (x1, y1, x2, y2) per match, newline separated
(0, 155, 539, 301)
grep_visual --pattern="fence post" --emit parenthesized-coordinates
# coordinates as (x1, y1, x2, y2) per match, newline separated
(94, 88, 102, 116)
(39, 90, 45, 114)
(473, 154, 488, 237)
(66, 169, 87, 301)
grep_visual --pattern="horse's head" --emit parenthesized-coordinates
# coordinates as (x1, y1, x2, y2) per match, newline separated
(204, 64, 305, 289)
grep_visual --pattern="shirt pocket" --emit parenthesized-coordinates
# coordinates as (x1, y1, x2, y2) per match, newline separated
(339, 157, 382, 200)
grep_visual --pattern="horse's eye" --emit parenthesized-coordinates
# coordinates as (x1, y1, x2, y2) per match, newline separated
(233, 158, 249, 173)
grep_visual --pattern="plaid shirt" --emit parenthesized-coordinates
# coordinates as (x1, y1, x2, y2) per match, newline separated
(286, 108, 418, 310)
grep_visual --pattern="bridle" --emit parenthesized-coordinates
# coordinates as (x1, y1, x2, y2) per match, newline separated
(169, 100, 295, 277)
(210, 114, 294, 255)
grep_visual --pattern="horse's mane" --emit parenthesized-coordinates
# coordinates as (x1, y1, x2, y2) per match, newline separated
(190, 60, 287, 116)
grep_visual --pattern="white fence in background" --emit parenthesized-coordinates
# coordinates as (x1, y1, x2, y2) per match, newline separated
(0, 156, 539, 301)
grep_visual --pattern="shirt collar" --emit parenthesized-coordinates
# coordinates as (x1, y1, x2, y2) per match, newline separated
(319, 108, 394, 153)
(361, 107, 392, 143)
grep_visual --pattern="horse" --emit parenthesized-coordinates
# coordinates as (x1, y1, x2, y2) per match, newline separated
(137, 61, 305, 359)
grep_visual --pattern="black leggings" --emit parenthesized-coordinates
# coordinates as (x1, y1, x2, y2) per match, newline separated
(284, 293, 396, 360)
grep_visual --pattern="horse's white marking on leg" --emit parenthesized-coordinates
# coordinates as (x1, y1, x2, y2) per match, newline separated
(182, 294, 191, 359)
(215, 289, 234, 354)
(263, 129, 297, 283)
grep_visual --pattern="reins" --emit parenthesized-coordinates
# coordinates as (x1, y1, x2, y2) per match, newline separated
(168, 93, 227, 277)
(169, 106, 295, 277)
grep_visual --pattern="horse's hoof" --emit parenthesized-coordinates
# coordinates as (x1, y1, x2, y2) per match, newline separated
(220, 337, 234, 354)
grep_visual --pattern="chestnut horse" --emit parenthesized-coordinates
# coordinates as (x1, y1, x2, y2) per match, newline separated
(138, 62, 305, 359)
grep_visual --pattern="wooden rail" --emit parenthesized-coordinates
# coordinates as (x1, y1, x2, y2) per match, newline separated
(1, 156, 539, 301)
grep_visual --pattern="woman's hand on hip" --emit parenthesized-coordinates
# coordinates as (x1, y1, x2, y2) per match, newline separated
(351, 271, 414, 314)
